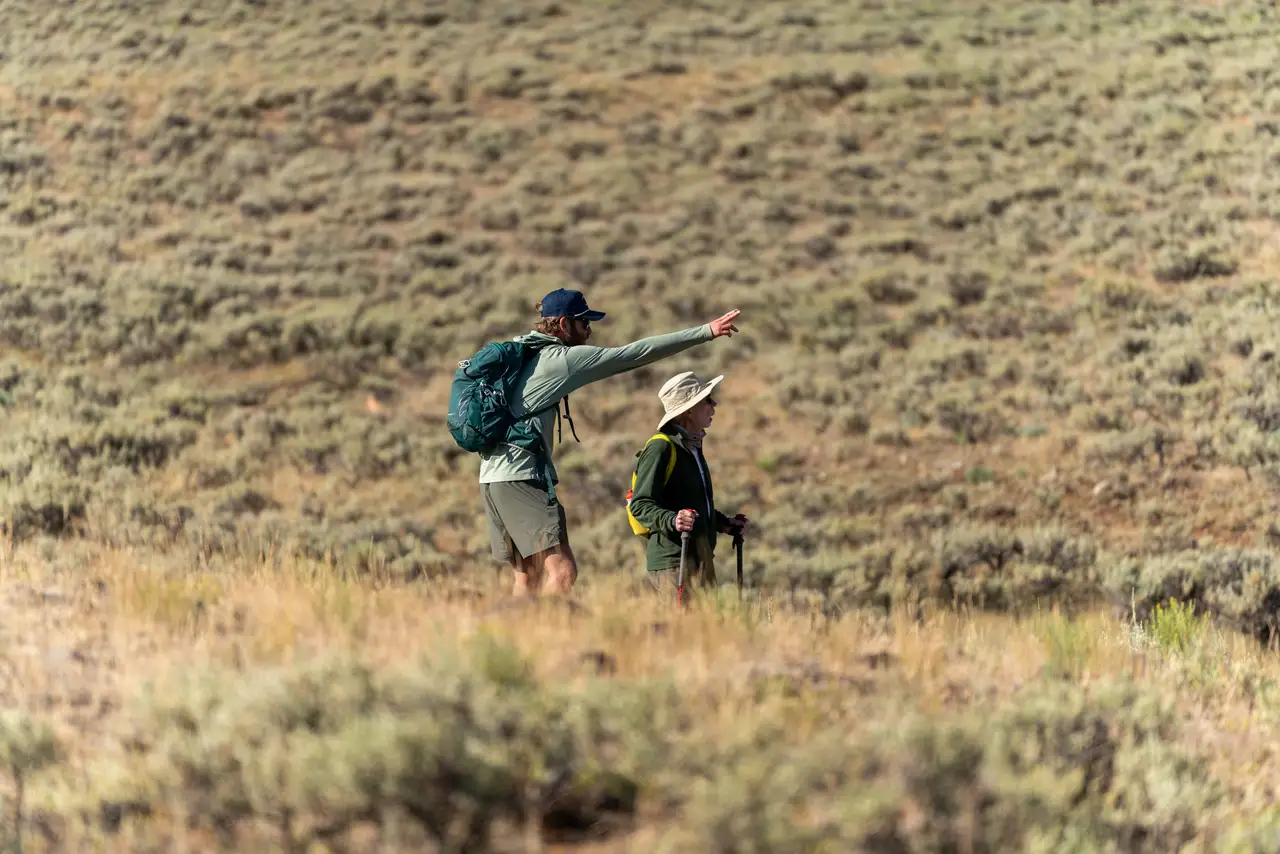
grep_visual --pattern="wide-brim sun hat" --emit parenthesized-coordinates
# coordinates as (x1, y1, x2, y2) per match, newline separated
(658, 371, 723, 430)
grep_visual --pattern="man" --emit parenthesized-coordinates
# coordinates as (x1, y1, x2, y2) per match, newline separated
(626, 371, 749, 600)
(479, 287, 743, 597)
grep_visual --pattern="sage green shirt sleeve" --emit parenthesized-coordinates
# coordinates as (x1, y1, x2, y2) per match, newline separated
(629, 438, 676, 535)
(561, 324, 714, 393)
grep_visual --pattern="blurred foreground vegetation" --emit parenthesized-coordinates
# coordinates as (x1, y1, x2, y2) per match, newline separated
(3, 552, 1280, 853)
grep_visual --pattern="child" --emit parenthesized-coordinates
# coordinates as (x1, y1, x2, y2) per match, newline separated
(627, 371, 749, 599)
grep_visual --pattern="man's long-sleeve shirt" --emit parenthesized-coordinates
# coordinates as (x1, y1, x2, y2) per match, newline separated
(477, 324, 714, 485)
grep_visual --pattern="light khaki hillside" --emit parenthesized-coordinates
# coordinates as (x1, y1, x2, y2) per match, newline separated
(3, 0, 1280, 624)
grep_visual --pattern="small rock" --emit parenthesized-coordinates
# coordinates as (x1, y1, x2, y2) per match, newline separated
(0, 583, 67, 606)
(579, 650, 617, 676)
(99, 800, 153, 834)
(41, 647, 78, 672)
(861, 651, 896, 670)
(484, 597, 592, 618)
(743, 659, 875, 695)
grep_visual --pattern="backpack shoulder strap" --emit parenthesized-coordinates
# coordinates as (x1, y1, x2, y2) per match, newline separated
(514, 341, 563, 420)
(643, 433, 678, 485)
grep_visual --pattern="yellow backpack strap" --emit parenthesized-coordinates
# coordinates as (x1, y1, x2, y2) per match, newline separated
(644, 433, 677, 486)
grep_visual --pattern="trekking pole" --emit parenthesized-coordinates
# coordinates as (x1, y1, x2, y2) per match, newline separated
(735, 533, 744, 598)
(677, 510, 691, 607)
(731, 513, 746, 599)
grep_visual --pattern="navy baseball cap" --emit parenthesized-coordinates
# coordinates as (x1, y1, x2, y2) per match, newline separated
(540, 288, 606, 322)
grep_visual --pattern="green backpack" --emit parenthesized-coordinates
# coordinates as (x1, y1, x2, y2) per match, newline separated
(446, 339, 575, 498)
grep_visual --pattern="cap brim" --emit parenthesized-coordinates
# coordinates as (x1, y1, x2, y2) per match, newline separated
(576, 309, 606, 321)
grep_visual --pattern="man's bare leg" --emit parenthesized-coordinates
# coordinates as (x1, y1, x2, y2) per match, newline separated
(530, 542, 577, 596)
(511, 553, 542, 597)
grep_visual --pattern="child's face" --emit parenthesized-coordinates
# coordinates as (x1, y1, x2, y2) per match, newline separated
(686, 395, 718, 434)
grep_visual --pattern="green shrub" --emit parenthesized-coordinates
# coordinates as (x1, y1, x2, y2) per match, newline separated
(662, 680, 1222, 853)
(1146, 598, 1211, 656)
(1105, 549, 1280, 643)
(108, 644, 649, 852)
(1032, 612, 1099, 680)
(933, 525, 1100, 611)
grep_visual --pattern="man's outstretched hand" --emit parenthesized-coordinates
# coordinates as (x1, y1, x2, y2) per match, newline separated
(709, 310, 741, 339)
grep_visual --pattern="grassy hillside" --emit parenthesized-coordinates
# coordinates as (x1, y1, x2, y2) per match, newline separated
(5, 0, 1280, 608)
(5, 0, 1280, 849)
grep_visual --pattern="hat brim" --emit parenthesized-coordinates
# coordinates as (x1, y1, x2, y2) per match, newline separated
(658, 375, 723, 429)
(575, 309, 606, 322)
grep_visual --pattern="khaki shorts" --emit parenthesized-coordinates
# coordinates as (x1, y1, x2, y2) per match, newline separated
(481, 480, 568, 563)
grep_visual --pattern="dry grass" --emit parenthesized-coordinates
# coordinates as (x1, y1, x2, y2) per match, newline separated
(0, 543, 1269, 849)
